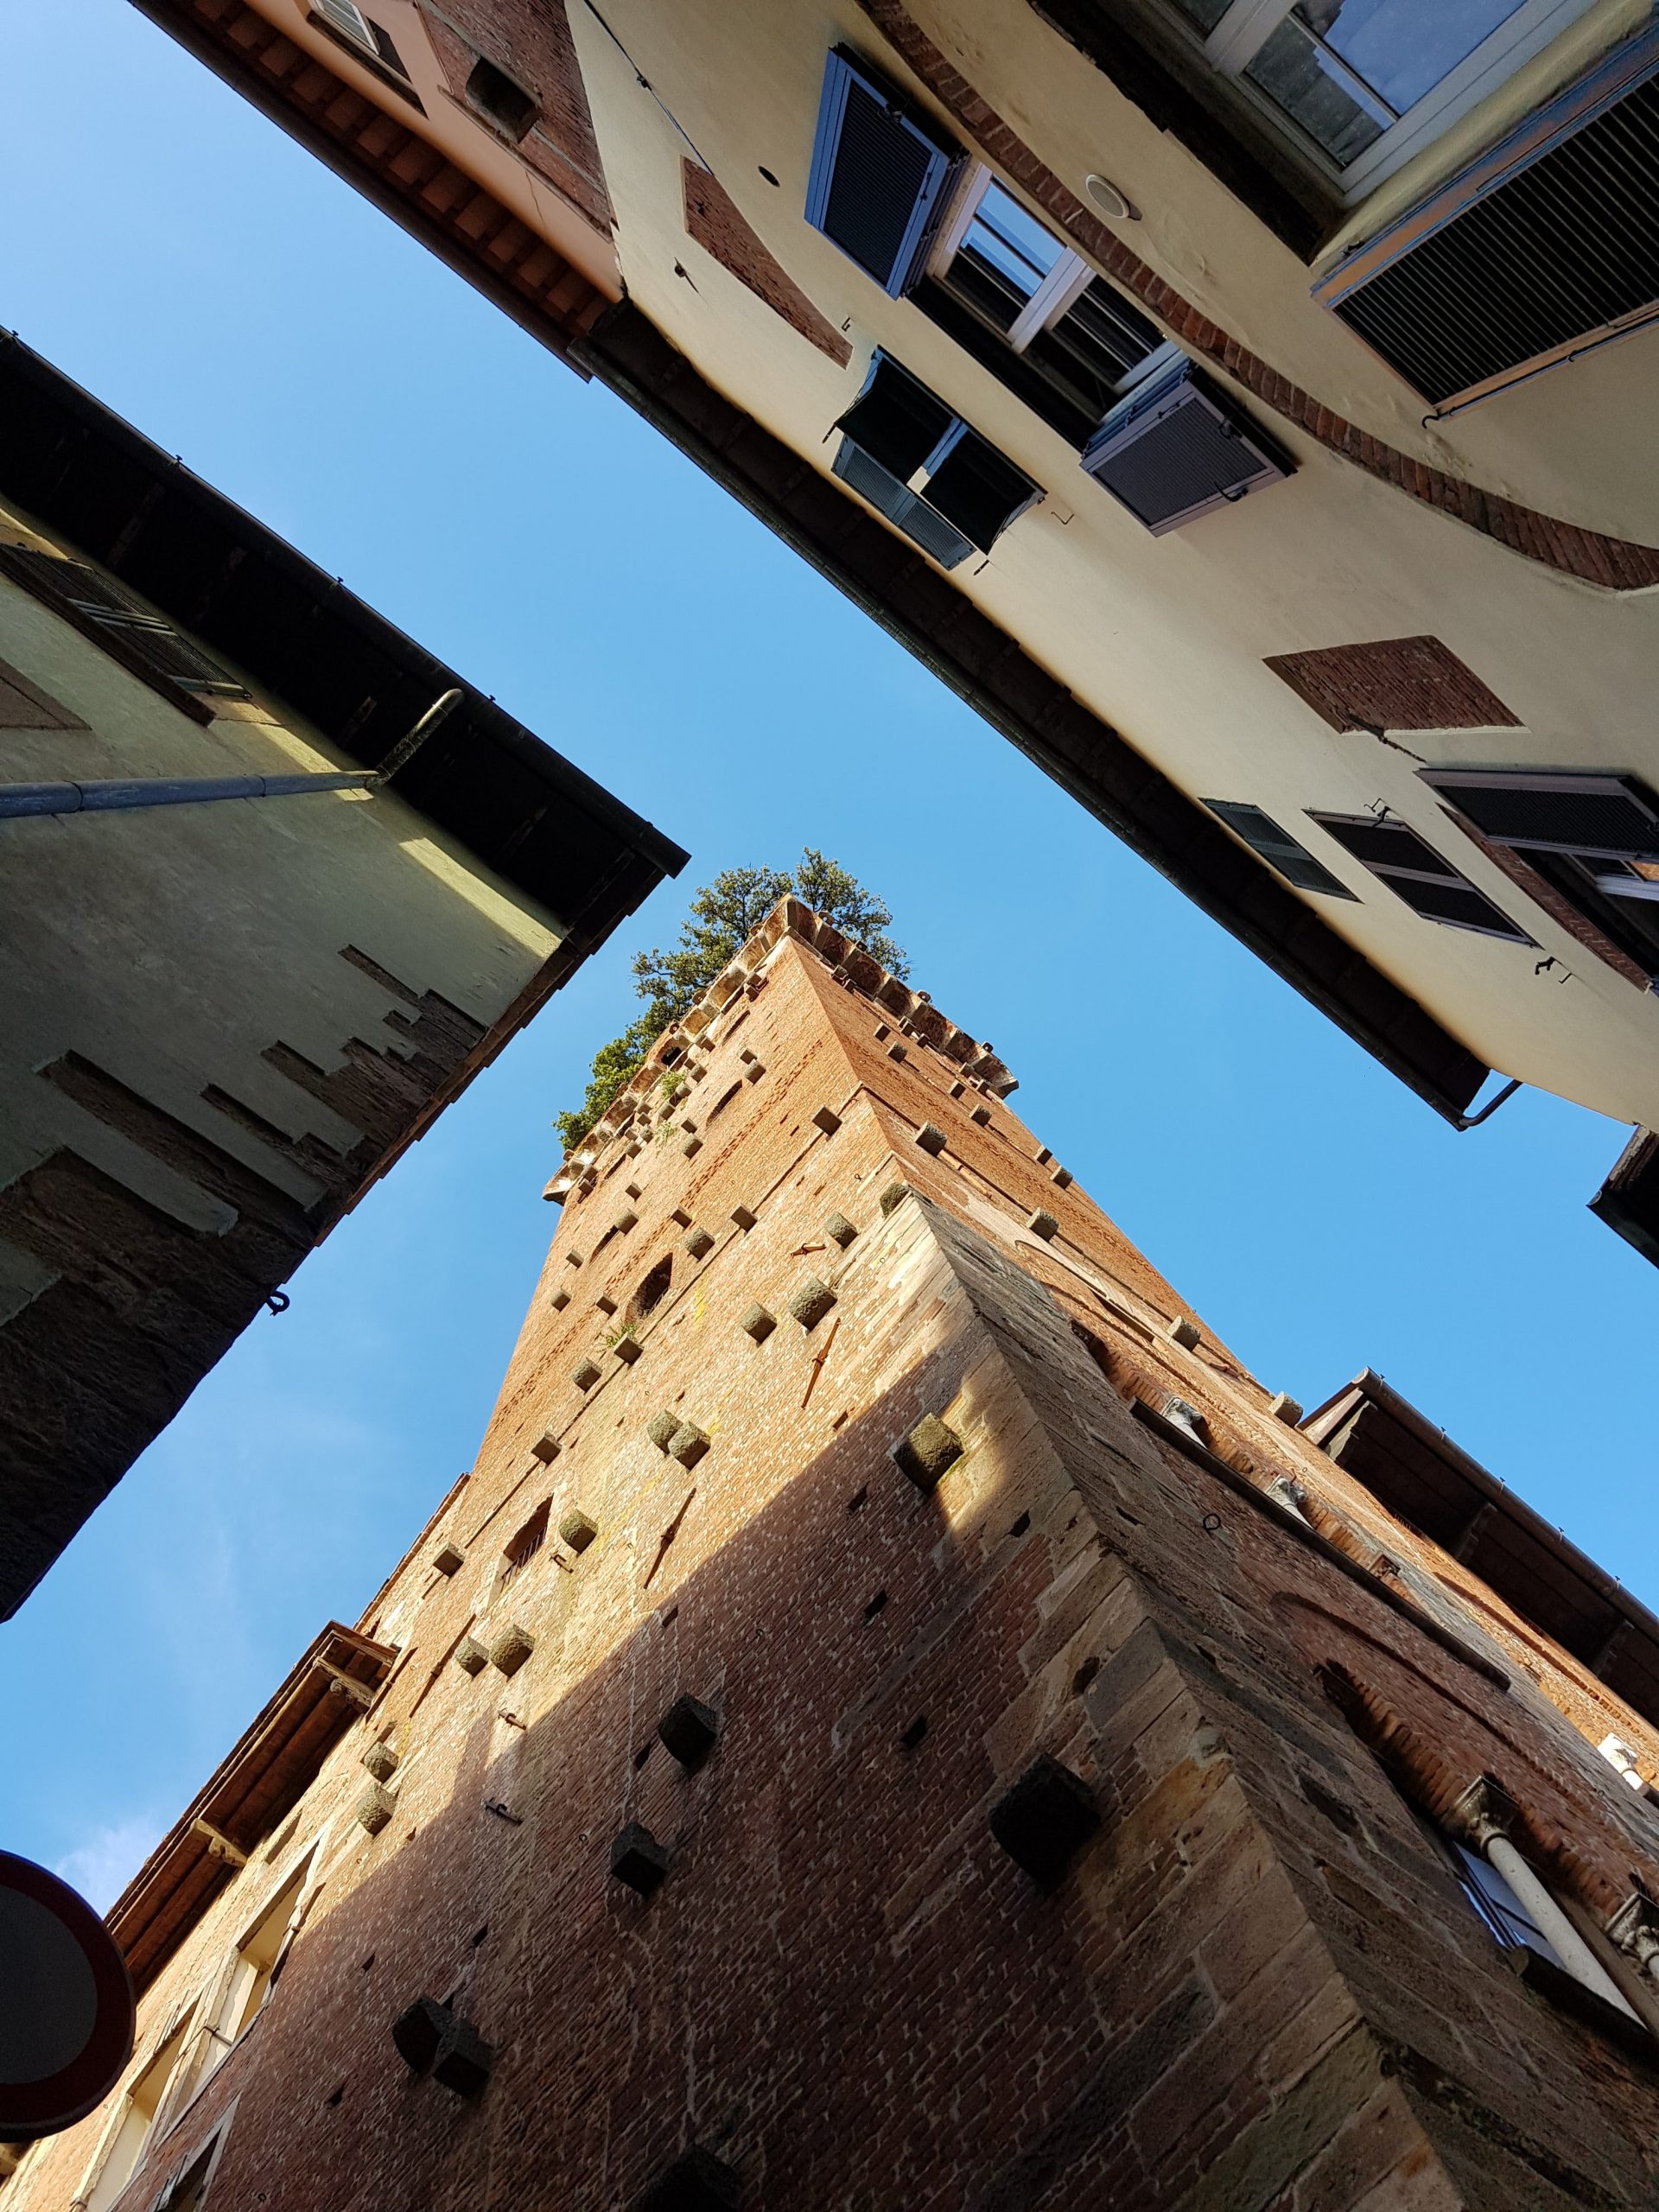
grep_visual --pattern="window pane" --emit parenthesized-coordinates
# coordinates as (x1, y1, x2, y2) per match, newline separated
(1452, 1841, 1565, 1965)
(1024, 282, 1164, 422)
(1246, 0, 1528, 166)
(1166, 0, 1232, 29)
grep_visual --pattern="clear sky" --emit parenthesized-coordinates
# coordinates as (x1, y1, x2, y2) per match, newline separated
(3, 0, 1655, 1912)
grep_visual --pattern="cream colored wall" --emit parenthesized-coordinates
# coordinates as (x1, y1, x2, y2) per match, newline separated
(567, 0, 1659, 1132)
(0, 539, 563, 1321)
(242, 0, 622, 302)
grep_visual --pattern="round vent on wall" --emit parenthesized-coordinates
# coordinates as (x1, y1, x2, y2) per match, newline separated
(1084, 174, 1136, 221)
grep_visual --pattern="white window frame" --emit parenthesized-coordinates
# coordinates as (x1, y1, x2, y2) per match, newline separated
(311, 0, 377, 54)
(928, 168, 1177, 394)
(1153, 0, 1599, 200)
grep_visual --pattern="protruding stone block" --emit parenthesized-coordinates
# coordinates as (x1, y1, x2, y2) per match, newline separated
(739, 1048, 755, 1064)
(1269, 1391, 1304, 1425)
(730, 1205, 758, 1232)
(455, 1637, 489, 1676)
(887, 1041, 907, 1062)
(613, 1335, 643, 1365)
(357, 1784, 397, 1835)
(647, 1409, 681, 1451)
(531, 1432, 561, 1464)
(610, 1821, 669, 1896)
(948, 1079, 966, 1098)
(391, 1996, 449, 2074)
(433, 1541, 465, 1577)
(1028, 1210, 1058, 1241)
(671, 1207, 693, 1228)
(595, 1294, 618, 1317)
(1166, 1315, 1200, 1351)
(559, 1508, 597, 1553)
(825, 1212, 857, 1249)
(613, 1210, 639, 1235)
(684, 1226, 714, 1258)
(657, 1694, 720, 1770)
(893, 1414, 963, 1492)
(572, 1358, 602, 1391)
(914, 1122, 946, 1156)
(740, 1304, 776, 1343)
(682, 1135, 702, 1158)
(432, 2014, 494, 2097)
(788, 1278, 836, 1330)
(668, 1422, 709, 1468)
(1050, 1166, 1074, 1189)
(989, 1755, 1100, 1886)
(744, 1061, 766, 1082)
(630, 2145, 741, 2212)
(363, 1740, 400, 1784)
(490, 1623, 535, 1676)
(811, 1106, 841, 1136)
(879, 1183, 908, 1217)
(969, 1104, 991, 1126)
(550, 1288, 571, 1312)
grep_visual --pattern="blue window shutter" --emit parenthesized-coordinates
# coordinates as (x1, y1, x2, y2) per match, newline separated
(1079, 358, 1292, 535)
(806, 48, 962, 296)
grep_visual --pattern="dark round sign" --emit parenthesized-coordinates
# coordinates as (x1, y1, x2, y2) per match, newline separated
(0, 1852, 135, 2140)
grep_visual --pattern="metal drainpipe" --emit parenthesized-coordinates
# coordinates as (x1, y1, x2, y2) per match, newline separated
(1452, 1780, 1637, 2015)
(0, 690, 463, 821)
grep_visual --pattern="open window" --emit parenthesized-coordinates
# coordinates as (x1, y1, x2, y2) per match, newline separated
(165, 1859, 311, 2122)
(80, 2022, 190, 2212)
(1423, 769, 1659, 983)
(912, 168, 1175, 443)
(1133, 0, 1598, 201)
(1307, 811, 1533, 941)
(308, 0, 420, 98)
(831, 353, 1041, 569)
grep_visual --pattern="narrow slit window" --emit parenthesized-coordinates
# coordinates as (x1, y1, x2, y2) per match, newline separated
(499, 1502, 550, 1592)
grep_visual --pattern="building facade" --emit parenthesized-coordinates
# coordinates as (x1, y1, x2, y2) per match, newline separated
(135, 0, 1659, 1262)
(0, 336, 686, 1619)
(12, 897, 1659, 2210)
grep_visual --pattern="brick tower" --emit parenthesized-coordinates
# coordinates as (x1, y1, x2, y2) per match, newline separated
(22, 900, 1659, 2212)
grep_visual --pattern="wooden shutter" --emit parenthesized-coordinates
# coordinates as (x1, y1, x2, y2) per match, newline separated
(1312, 24, 1659, 411)
(831, 353, 1039, 568)
(1079, 358, 1291, 535)
(923, 430, 1039, 553)
(1421, 770, 1659, 859)
(1203, 801, 1357, 898)
(806, 48, 963, 296)
(1310, 813, 1533, 943)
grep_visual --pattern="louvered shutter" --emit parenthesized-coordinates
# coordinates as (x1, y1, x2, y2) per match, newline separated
(836, 354, 953, 478)
(1203, 801, 1357, 898)
(1309, 812, 1533, 942)
(1312, 26, 1659, 410)
(831, 353, 1040, 569)
(806, 48, 963, 296)
(1079, 359, 1291, 535)
(6, 551, 246, 697)
(923, 431, 1039, 553)
(1421, 770, 1659, 859)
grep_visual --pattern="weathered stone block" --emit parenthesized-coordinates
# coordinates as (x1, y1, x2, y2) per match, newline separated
(391, 1995, 449, 2074)
(880, 1182, 909, 1216)
(1166, 1315, 1201, 1351)
(559, 1508, 597, 1553)
(684, 1226, 714, 1258)
(432, 2014, 494, 2097)
(433, 1541, 465, 1577)
(1029, 1209, 1058, 1241)
(613, 1210, 639, 1234)
(744, 1061, 765, 1082)
(610, 1821, 670, 1896)
(669, 1422, 710, 1468)
(1050, 1165, 1073, 1189)
(825, 1212, 857, 1248)
(740, 1303, 776, 1343)
(657, 1694, 720, 1770)
(572, 1358, 601, 1391)
(613, 1335, 642, 1365)
(887, 1041, 907, 1062)
(788, 1278, 836, 1330)
(681, 1135, 702, 1157)
(455, 1637, 489, 1676)
(490, 1623, 535, 1676)
(811, 1106, 841, 1136)
(357, 1783, 397, 1835)
(990, 1755, 1100, 1886)
(531, 1431, 561, 1464)
(362, 1740, 400, 1784)
(647, 1409, 681, 1451)
(970, 1103, 991, 1126)
(893, 1413, 963, 1491)
(914, 1122, 946, 1156)
(1269, 1391, 1304, 1425)
(730, 1205, 758, 1232)
(549, 1288, 570, 1312)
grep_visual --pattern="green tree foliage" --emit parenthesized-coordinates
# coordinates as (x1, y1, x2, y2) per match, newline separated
(556, 850, 905, 1153)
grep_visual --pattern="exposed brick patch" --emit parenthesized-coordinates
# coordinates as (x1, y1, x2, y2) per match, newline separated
(1264, 636, 1522, 734)
(855, 0, 1659, 594)
(682, 160, 851, 365)
(415, 0, 612, 228)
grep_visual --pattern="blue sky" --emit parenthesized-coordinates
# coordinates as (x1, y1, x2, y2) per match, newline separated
(3, 0, 1655, 1911)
